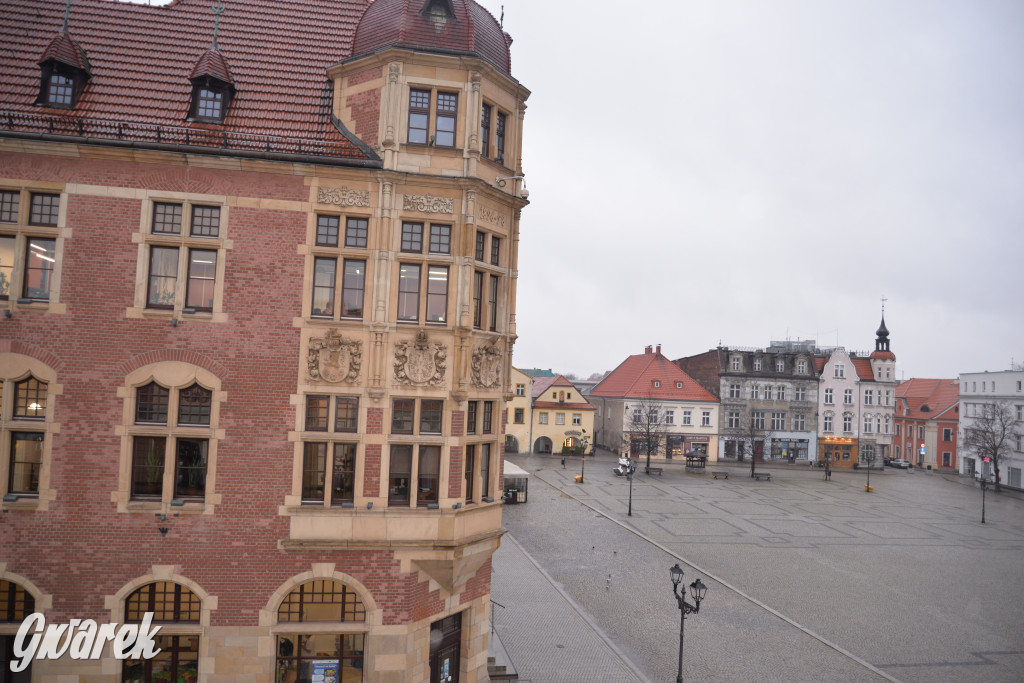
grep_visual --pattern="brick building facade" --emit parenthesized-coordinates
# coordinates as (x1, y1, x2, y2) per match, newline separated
(0, 0, 529, 681)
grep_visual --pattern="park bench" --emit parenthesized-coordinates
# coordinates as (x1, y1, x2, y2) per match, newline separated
(752, 472, 771, 481)
(711, 471, 729, 479)
(646, 467, 663, 476)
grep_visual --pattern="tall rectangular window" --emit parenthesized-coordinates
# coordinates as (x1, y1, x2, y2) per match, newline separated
(729, 384, 740, 399)
(311, 257, 336, 318)
(473, 271, 483, 328)
(435, 92, 457, 147)
(793, 414, 806, 430)
(481, 104, 491, 158)
(345, 217, 368, 248)
(466, 401, 478, 435)
(495, 112, 507, 163)
(490, 237, 500, 266)
(306, 395, 330, 431)
(341, 260, 365, 319)
(727, 411, 740, 429)
(751, 411, 765, 430)
(147, 246, 179, 309)
(426, 265, 448, 324)
(824, 415, 833, 432)
(418, 445, 441, 506)
(10, 431, 44, 494)
(186, 249, 217, 311)
(23, 238, 55, 301)
(131, 436, 166, 498)
(702, 411, 712, 427)
(771, 412, 785, 430)
(464, 445, 475, 502)
(795, 386, 806, 401)
(388, 445, 412, 506)
(480, 444, 491, 499)
(0, 236, 13, 299)
(488, 274, 498, 331)
(482, 401, 494, 433)
(332, 443, 356, 505)
(302, 442, 327, 503)
(475, 232, 486, 261)
(408, 89, 430, 144)
(844, 415, 853, 432)
(174, 438, 208, 498)
(398, 264, 421, 322)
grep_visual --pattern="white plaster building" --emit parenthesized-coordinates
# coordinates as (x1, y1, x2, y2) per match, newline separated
(958, 369, 1024, 487)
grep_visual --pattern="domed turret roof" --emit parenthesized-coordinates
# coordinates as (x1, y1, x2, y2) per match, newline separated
(352, 0, 511, 74)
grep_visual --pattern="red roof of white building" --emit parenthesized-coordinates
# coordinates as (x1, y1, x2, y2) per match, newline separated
(591, 346, 717, 402)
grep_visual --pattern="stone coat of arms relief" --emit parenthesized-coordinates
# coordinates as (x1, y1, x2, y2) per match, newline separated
(394, 331, 447, 386)
(471, 340, 503, 389)
(307, 330, 362, 383)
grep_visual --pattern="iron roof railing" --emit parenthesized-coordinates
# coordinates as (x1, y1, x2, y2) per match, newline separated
(0, 110, 376, 164)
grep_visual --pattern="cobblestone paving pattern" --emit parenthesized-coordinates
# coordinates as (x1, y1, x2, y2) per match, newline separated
(499, 452, 1024, 683)
(490, 534, 648, 682)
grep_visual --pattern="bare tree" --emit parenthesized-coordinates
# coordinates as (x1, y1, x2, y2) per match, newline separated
(962, 402, 1021, 493)
(624, 395, 669, 474)
(722, 409, 775, 478)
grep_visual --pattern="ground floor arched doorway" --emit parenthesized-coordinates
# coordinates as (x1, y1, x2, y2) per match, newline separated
(534, 437, 552, 454)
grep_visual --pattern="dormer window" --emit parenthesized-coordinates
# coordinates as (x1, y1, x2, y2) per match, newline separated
(190, 77, 233, 124)
(37, 60, 89, 109)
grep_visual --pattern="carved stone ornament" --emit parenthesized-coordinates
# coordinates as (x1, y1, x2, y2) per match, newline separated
(478, 205, 507, 229)
(394, 331, 447, 386)
(471, 339, 503, 388)
(317, 186, 371, 208)
(308, 330, 362, 383)
(403, 193, 454, 214)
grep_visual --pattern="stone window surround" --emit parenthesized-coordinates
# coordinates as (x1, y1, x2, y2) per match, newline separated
(0, 353, 61, 511)
(128, 192, 233, 324)
(0, 184, 69, 315)
(113, 362, 225, 515)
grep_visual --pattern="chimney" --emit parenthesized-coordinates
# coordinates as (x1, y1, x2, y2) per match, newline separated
(656, 344, 662, 356)
(645, 345, 653, 355)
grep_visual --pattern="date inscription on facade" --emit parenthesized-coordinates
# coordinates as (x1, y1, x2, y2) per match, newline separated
(478, 205, 507, 229)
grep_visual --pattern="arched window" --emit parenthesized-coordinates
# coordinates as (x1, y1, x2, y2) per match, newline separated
(276, 581, 365, 683)
(123, 582, 199, 683)
(117, 362, 223, 514)
(1, 357, 59, 507)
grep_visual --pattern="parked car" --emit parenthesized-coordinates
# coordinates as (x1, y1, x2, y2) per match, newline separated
(888, 459, 911, 469)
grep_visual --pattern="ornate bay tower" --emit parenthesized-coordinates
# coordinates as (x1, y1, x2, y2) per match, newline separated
(0, 0, 529, 680)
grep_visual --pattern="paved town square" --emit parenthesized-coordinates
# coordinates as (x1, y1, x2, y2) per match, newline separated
(492, 452, 1024, 682)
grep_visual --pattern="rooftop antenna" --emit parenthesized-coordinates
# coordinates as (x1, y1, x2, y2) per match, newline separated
(210, 0, 225, 49)
(62, 0, 71, 33)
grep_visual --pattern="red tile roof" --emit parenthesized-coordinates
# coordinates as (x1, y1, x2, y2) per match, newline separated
(851, 358, 874, 381)
(351, 0, 511, 74)
(896, 379, 959, 421)
(38, 30, 91, 72)
(189, 48, 234, 86)
(1, 0, 377, 162)
(591, 349, 717, 402)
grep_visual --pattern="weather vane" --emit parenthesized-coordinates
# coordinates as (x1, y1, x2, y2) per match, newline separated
(211, 1, 226, 49)
(62, 0, 71, 33)
(881, 295, 887, 315)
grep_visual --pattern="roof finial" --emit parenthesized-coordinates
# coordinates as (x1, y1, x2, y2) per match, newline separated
(880, 294, 887, 316)
(500, 5, 504, 29)
(62, 0, 71, 33)
(211, 0, 226, 49)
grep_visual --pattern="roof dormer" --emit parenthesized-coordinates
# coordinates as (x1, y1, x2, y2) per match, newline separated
(36, 31, 91, 109)
(188, 49, 236, 124)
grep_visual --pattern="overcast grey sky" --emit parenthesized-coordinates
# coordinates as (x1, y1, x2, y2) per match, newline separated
(484, 0, 1023, 380)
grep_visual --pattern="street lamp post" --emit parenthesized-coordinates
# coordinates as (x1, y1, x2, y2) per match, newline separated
(670, 563, 708, 683)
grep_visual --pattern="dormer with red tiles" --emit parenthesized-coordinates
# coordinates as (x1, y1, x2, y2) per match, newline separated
(36, 29, 91, 109)
(329, 0, 530, 194)
(188, 48, 235, 124)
